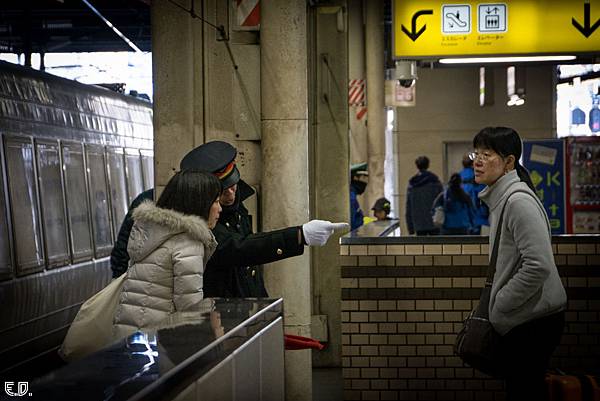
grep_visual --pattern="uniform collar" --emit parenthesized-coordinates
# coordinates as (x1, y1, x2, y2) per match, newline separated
(221, 179, 254, 216)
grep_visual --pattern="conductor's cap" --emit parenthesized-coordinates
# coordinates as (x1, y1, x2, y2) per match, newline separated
(180, 141, 240, 189)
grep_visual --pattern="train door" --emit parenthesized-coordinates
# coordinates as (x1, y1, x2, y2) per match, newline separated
(0, 137, 13, 280)
(85, 145, 113, 257)
(61, 141, 93, 262)
(140, 150, 154, 191)
(106, 147, 128, 240)
(3, 136, 45, 275)
(125, 148, 144, 203)
(35, 139, 70, 268)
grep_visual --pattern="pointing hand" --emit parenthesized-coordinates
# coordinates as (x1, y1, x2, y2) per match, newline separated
(302, 220, 350, 246)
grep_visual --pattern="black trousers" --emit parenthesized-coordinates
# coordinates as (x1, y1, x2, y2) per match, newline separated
(499, 311, 565, 401)
(441, 227, 469, 235)
(416, 229, 439, 235)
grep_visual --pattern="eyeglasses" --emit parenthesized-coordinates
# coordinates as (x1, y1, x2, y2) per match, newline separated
(468, 151, 496, 162)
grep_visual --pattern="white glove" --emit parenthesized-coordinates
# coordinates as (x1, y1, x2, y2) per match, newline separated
(302, 220, 350, 246)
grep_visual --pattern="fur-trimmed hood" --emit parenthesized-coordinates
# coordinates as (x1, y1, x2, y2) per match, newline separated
(127, 201, 217, 263)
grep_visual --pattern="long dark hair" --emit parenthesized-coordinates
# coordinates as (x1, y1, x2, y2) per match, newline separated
(448, 173, 472, 205)
(157, 169, 222, 220)
(472, 126, 535, 191)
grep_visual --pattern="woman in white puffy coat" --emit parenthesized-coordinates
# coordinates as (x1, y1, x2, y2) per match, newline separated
(113, 170, 222, 337)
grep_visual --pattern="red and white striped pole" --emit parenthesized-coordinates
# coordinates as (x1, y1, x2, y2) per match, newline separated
(348, 78, 367, 120)
(236, 0, 260, 29)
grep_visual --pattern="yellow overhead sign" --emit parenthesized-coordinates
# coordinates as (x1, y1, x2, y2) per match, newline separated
(393, 0, 600, 58)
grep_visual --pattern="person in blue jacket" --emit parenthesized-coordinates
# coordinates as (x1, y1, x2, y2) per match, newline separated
(350, 162, 368, 230)
(432, 173, 475, 235)
(459, 154, 489, 234)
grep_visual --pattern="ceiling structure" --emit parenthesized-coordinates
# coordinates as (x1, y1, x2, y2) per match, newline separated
(0, 0, 595, 68)
(0, 0, 151, 55)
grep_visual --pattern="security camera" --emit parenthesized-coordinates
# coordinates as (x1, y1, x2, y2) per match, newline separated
(398, 79, 415, 88)
(394, 60, 417, 88)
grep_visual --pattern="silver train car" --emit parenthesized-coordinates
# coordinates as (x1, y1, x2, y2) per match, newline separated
(0, 60, 153, 378)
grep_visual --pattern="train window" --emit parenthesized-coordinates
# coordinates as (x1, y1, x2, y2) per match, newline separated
(85, 146, 112, 257)
(106, 147, 128, 240)
(125, 149, 144, 204)
(0, 143, 13, 280)
(36, 140, 70, 268)
(141, 150, 154, 190)
(3, 137, 44, 275)
(62, 142, 93, 262)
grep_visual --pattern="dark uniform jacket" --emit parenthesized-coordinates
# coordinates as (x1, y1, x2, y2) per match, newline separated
(110, 188, 154, 278)
(110, 181, 304, 298)
(204, 180, 304, 297)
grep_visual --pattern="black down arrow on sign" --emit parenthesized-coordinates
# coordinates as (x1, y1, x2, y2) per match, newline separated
(572, 2, 600, 38)
(402, 9, 433, 42)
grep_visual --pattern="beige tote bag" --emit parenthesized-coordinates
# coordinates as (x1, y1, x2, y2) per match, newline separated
(59, 275, 126, 362)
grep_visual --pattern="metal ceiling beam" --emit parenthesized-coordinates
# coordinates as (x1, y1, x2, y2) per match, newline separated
(80, 0, 143, 53)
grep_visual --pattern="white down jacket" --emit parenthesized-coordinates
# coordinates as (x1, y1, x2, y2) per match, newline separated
(113, 201, 217, 337)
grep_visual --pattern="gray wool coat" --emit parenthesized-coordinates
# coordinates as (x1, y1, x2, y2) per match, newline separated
(479, 170, 566, 336)
(113, 201, 217, 337)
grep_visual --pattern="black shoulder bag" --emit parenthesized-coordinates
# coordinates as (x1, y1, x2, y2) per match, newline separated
(454, 190, 530, 377)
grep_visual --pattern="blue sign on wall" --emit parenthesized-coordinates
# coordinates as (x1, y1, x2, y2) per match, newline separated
(522, 139, 565, 234)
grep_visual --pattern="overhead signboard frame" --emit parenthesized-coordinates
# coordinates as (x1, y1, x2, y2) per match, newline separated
(393, 0, 600, 59)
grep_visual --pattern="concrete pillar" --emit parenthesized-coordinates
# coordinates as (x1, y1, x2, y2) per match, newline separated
(260, 1, 311, 400)
(348, 0, 368, 221)
(311, 2, 349, 368)
(348, 0, 367, 165)
(390, 109, 402, 222)
(364, 0, 386, 214)
(151, 0, 204, 192)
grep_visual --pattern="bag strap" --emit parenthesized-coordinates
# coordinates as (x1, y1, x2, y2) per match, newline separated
(435, 190, 445, 207)
(485, 190, 536, 287)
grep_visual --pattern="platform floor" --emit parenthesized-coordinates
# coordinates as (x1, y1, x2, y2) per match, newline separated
(313, 368, 343, 401)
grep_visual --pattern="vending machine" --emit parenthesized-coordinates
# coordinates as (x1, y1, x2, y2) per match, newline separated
(565, 137, 600, 233)
(523, 137, 600, 234)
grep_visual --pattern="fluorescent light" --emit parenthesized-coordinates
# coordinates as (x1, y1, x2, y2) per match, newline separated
(507, 94, 525, 106)
(439, 55, 577, 64)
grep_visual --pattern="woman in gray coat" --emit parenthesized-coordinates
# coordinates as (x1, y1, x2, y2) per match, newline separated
(113, 170, 222, 337)
(471, 127, 566, 401)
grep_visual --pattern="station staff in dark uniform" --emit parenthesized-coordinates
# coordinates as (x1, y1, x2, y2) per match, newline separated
(110, 141, 348, 298)
(110, 187, 154, 278)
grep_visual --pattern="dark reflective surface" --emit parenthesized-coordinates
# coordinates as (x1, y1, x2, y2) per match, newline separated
(22, 298, 283, 401)
(346, 219, 399, 238)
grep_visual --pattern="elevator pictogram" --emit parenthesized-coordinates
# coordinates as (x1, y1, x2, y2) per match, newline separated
(478, 3, 507, 33)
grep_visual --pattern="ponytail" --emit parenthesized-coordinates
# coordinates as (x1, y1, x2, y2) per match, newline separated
(515, 163, 535, 192)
